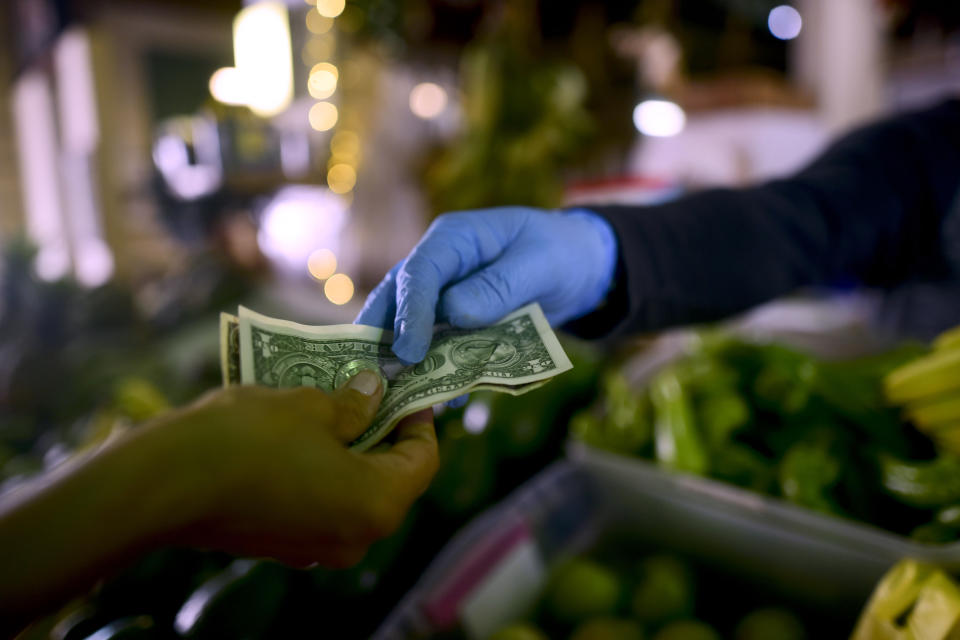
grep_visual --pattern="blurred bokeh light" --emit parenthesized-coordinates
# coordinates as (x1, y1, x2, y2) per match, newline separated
(308, 101, 339, 131)
(208, 67, 246, 106)
(307, 248, 338, 281)
(257, 186, 347, 276)
(306, 10, 334, 35)
(324, 272, 354, 304)
(327, 163, 357, 194)
(409, 82, 448, 119)
(308, 63, 339, 100)
(233, 2, 293, 117)
(633, 99, 686, 137)
(768, 5, 803, 41)
(315, 0, 346, 20)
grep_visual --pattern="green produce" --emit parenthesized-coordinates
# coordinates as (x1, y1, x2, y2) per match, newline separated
(650, 371, 708, 475)
(570, 411, 608, 450)
(937, 504, 960, 527)
(569, 372, 651, 455)
(909, 522, 959, 544)
(911, 503, 960, 542)
(753, 355, 815, 415)
(883, 321, 960, 459)
(602, 372, 653, 452)
(935, 325, 960, 351)
(697, 391, 749, 447)
(650, 620, 721, 640)
(572, 333, 945, 538)
(489, 622, 549, 640)
(544, 558, 622, 624)
(497, 551, 820, 638)
(852, 559, 960, 640)
(932, 428, 960, 456)
(734, 607, 805, 640)
(672, 355, 739, 391)
(630, 555, 694, 625)
(884, 348, 960, 405)
(811, 349, 923, 453)
(880, 455, 960, 508)
(709, 444, 774, 493)
(570, 617, 644, 640)
(777, 440, 841, 514)
(906, 395, 960, 430)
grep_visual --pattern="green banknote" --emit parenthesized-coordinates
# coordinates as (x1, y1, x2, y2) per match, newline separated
(219, 312, 241, 387)
(219, 303, 572, 451)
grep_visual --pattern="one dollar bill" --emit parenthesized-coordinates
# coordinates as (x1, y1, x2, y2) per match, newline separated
(219, 303, 572, 451)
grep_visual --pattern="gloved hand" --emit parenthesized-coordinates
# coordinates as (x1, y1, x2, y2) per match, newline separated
(356, 207, 618, 364)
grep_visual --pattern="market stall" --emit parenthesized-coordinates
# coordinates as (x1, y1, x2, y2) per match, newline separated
(1, 0, 960, 638)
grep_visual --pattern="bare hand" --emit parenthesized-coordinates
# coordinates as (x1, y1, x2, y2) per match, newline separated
(171, 372, 438, 567)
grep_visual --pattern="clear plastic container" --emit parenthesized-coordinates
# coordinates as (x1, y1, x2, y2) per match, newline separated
(568, 443, 960, 612)
(373, 462, 600, 640)
(373, 458, 868, 639)
(375, 300, 948, 638)
(568, 308, 960, 614)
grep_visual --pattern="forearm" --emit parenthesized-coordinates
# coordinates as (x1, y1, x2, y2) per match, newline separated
(0, 412, 208, 633)
(574, 99, 960, 337)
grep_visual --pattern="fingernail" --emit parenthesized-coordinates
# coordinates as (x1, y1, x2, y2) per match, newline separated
(345, 370, 381, 396)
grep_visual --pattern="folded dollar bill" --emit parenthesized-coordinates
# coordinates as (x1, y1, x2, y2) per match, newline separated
(219, 303, 572, 451)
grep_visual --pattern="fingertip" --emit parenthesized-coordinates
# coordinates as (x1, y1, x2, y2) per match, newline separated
(392, 322, 430, 365)
(341, 369, 382, 398)
(392, 343, 428, 366)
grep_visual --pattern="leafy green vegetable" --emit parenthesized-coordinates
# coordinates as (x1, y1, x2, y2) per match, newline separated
(778, 440, 842, 515)
(880, 455, 960, 509)
(650, 370, 708, 475)
(571, 332, 946, 538)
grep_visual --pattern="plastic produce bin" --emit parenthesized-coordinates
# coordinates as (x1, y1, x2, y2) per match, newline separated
(569, 443, 960, 611)
(374, 460, 859, 639)
(374, 462, 598, 640)
(567, 305, 960, 614)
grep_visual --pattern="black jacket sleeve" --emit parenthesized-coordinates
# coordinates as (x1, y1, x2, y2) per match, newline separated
(569, 99, 960, 339)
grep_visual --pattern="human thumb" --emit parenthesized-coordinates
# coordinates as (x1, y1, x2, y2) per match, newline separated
(331, 369, 384, 444)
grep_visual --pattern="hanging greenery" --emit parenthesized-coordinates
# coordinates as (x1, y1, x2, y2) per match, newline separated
(425, 3, 594, 213)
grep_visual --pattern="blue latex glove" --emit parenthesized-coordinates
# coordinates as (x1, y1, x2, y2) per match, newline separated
(356, 207, 618, 364)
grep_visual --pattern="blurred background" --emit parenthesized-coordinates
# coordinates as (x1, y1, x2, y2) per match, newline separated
(1, 0, 959, 638)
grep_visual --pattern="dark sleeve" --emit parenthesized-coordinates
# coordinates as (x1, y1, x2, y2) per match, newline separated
(567, 99, 960, 339)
